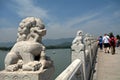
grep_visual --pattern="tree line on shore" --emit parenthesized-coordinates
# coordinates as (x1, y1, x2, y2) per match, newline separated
(1, 33, 120, 51)
(0, 47, 12, 51)
(0, 42, 72, 51)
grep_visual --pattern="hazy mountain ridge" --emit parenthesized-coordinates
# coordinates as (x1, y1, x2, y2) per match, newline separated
(43, 38, 73, 46)
(0, 38, 74, 47)
(0, 42, 15, 47)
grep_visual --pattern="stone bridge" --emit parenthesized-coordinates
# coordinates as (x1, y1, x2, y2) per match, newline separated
(93, 47, 120, 80)
(56, 30, 98, 80)
(0, 17, 120, 80)
(55, 30, 120, 80)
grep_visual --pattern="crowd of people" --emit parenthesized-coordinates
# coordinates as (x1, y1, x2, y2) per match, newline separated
(97, 33, 120, 55)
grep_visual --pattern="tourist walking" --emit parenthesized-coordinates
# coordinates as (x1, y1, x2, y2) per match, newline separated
(98, 36, 103, 50)
(116, 38, 120, 47)
(103, 34, 110, 53)
(109, 35, 116, 55)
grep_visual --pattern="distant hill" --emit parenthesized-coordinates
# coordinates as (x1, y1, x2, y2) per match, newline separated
(43, 38, 74, 46)
(0, 42, 15, 47)
(0, 38, 74, 47)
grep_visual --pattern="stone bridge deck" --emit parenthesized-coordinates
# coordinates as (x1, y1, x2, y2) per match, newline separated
(94, 47, 120, 80)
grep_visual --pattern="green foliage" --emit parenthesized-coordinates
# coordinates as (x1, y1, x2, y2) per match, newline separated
(0, 42, 72, 51)
(0, 47, 11, 51)
(108, 32, 120, 39)
(116, 35, 120, 40)
(108, 32, 114, 38)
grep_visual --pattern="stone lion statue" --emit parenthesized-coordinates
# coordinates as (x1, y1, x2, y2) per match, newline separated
(71, 30, 84, 52)
(4, 17, 53, 72)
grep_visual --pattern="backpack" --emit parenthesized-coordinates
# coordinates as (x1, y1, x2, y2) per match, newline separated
(110, 38, 115, 46)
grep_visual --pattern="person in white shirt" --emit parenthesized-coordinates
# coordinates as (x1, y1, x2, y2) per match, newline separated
(103, 34, 110, 53)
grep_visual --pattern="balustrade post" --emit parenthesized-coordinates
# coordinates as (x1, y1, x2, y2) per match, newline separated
(71, 30, 86, 80)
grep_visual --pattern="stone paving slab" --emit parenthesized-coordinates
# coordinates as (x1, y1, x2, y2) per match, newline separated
(95, 47, 120, 80)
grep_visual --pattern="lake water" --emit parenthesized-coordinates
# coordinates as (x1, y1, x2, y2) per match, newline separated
(0, 49, 71, 80)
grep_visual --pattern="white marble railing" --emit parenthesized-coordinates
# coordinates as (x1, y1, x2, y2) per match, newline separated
(55, 30, 98, 80)
(55, 59, 84, 80)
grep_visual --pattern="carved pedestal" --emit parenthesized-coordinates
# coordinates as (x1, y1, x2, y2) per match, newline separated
(0, 67, 54, 80)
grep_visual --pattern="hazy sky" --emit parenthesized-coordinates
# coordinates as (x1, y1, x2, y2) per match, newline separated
(0, 0, 120, 42)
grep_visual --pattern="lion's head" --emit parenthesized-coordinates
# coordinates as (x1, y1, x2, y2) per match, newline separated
(17, 17, 46, 42)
